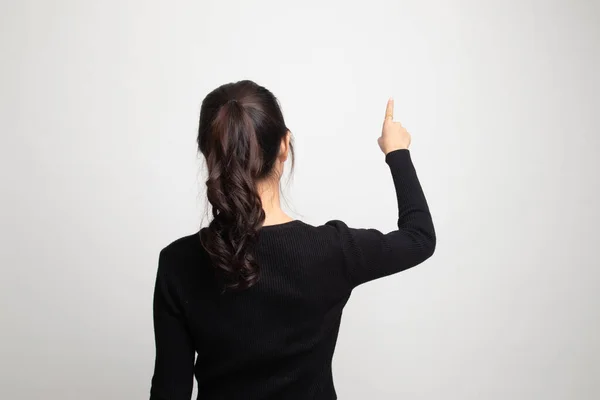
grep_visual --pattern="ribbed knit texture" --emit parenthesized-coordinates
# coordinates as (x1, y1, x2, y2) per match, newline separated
(150, 149, 436, 400)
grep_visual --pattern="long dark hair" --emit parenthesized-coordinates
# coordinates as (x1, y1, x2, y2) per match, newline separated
(197, 80, 292, 291)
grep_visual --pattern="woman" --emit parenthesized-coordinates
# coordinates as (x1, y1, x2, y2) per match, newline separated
(150, 80, 435, 400)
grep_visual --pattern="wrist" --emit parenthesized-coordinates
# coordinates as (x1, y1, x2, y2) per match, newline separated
(385, 148, 409, 156)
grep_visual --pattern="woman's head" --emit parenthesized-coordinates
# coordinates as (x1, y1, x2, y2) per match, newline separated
(197, 80, 292, 291)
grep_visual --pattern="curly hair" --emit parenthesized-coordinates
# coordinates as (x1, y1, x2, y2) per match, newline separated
(197, 80, 292, 291)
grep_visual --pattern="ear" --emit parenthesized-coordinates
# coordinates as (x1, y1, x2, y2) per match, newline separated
(278, 131, 291, 162)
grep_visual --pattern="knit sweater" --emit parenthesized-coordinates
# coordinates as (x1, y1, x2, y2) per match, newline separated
(150, 149, 436, 400)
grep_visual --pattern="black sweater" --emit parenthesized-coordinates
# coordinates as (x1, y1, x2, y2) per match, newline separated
(150, 149, 436, 400)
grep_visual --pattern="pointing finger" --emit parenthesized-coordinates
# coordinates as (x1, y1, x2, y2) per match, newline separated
(385, 98, 394, 121)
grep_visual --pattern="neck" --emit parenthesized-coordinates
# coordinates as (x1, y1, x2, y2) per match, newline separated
(257, 180, 292, 226)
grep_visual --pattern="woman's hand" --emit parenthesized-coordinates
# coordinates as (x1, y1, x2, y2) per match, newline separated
(378, 98, 411, 155)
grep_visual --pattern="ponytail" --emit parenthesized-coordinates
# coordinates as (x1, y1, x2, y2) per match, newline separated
(200, 99, 266, 290)
(198, 80, 291, 291)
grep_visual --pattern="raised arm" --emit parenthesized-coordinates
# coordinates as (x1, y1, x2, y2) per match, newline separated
(329, 99, 435, 287)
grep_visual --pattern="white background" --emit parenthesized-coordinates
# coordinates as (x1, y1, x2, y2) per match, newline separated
(1, 0, 599, 399)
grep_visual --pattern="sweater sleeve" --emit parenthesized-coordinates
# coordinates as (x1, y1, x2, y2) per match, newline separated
(328, 149, 436, 288)
(150, 249, 195, 400)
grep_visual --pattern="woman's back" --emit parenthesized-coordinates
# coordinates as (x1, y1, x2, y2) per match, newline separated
(150, 81, 435, 399)
(154, 221, 349, 399)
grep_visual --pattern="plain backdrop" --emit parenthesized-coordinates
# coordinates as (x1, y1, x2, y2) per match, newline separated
(1, 0, 599, 399)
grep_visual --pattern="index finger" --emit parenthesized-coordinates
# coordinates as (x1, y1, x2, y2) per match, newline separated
(385, 98, 394, 121)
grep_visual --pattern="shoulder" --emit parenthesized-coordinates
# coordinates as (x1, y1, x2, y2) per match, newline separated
(157, 231, 204, 277)
(298, 220, 357, 252)
(161, 231, 202, 256)
(322, 219, 350, 232)
(320, 220, 355, 240)
(282, 219, 350, 237)
(291, 219, 353, 237)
